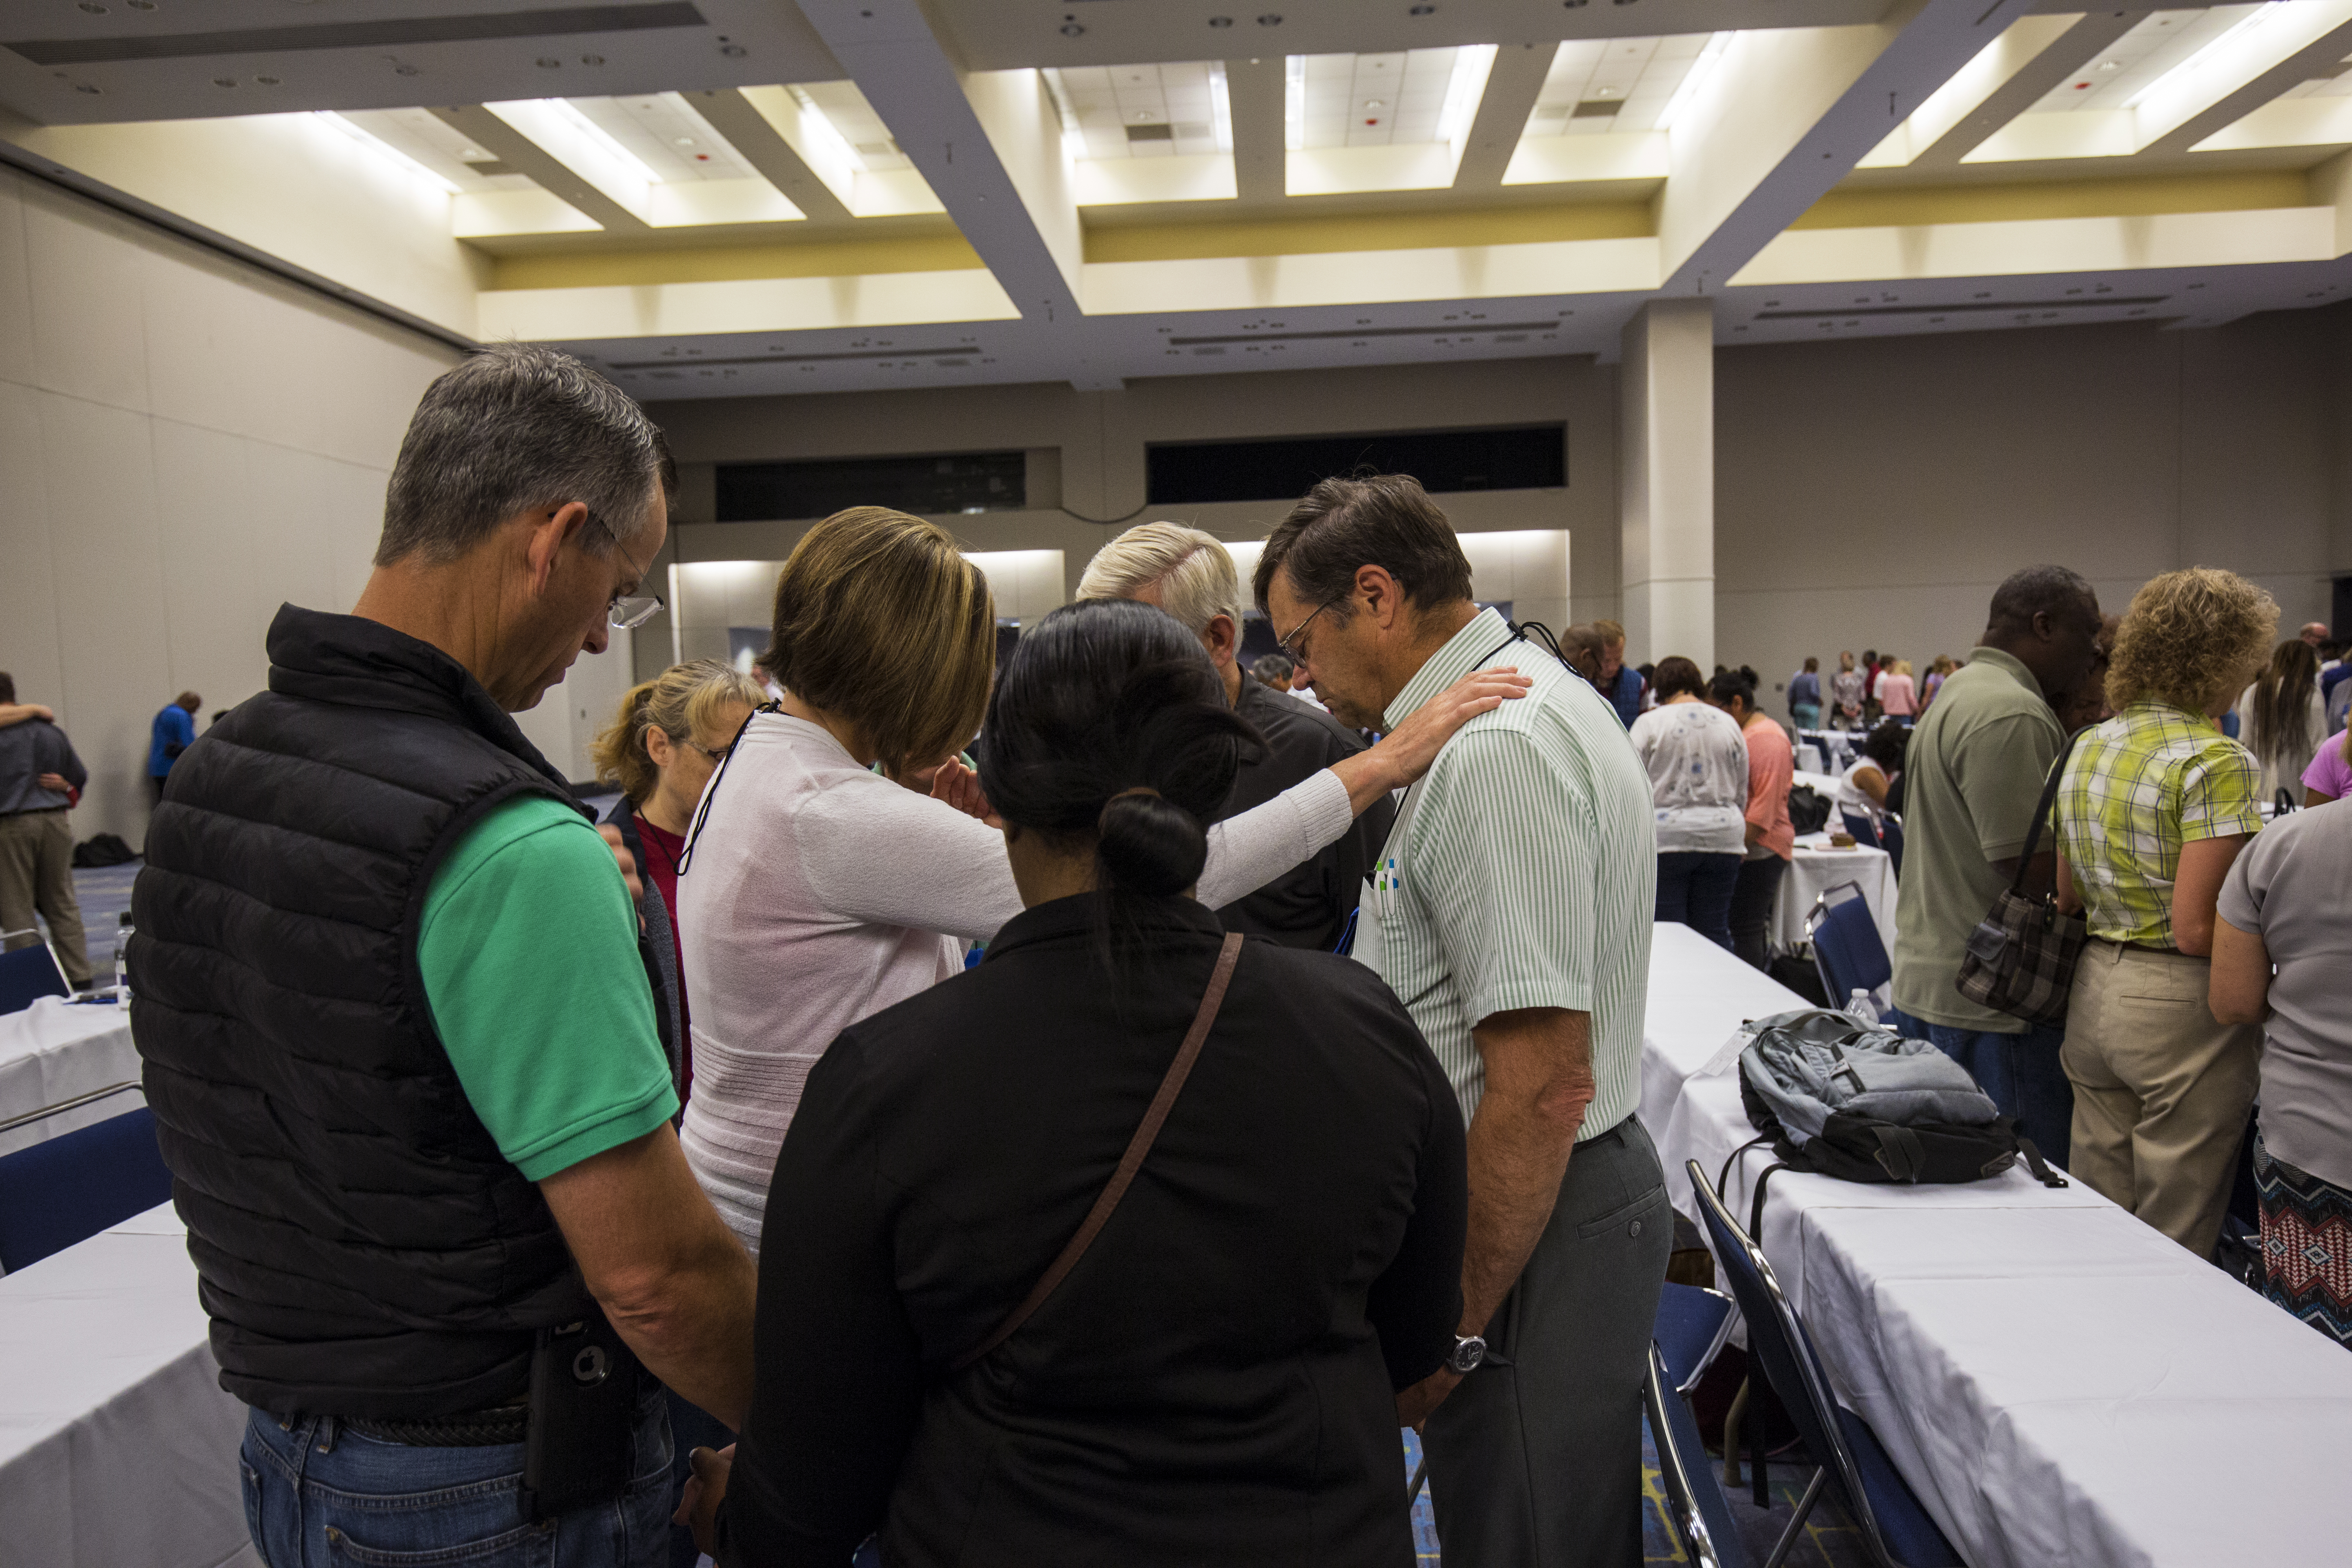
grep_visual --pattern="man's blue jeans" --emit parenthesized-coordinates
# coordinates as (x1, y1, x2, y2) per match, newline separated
(240, 1389, 673, 1567)
(1887, 1009, 2074, 1169)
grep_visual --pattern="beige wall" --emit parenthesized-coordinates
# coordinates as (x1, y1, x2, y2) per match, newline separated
(1714, 312, 2344, 714)
(640, 356, 1620, 681)
(0, 169, 463, 840)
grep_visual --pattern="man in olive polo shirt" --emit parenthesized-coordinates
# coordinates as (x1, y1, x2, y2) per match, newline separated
(1889, 566, 2102, 1164)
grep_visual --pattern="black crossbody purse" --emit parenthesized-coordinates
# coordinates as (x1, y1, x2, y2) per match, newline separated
(1955, 732, 2087, 1026)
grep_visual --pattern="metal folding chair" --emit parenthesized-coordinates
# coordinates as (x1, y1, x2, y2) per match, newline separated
(0, 929, 73, 1015)
(1646, 1340, 1755, 1568)
(0, 1094, 167, 1274)
(1686, 1160, 1962, 1568)
(1802, 883, 1889, 1008)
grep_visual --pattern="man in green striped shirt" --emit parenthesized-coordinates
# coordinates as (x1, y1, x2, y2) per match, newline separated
(1255, 475, 1667, 1567)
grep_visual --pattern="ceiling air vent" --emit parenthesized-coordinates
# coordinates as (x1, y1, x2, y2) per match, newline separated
(1125, 122, 1176, 142)
(1571, 101, 1620, 118)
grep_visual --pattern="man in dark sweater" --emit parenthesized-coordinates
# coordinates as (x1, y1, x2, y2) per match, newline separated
(130, 345, 753, 1567)
(0, 675, 92, 988)
(1078, 522, 1394, 952)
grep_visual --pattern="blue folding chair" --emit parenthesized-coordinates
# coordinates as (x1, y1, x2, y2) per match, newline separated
(1686, 1160, 1962, 1568)
(1880, 815, 1906, 880)
(0, 1102, 172, 1273)
(1655, 1279, 1736, 1396)
(0, 934, 72, 1015)
(1804, 884, 1890, 1008)
(1646, 1341, 1755, 1568)
(1840, 811, 1884, 849)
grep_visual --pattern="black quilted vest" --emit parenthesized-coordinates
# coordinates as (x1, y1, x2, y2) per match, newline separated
(130, 604, 605, 1419)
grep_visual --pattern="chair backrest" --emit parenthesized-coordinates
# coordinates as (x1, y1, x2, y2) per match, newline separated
(1881, 816, 1906, 879)
(1686, 1159, 1897, 1567)
(0, 1106, 174, 1273)
(1840, 811, 1884, 849)
(1644, 1341, 1754, 1568)
(0, 940, 72, 1015)
(1806, 885, 1890, 1003)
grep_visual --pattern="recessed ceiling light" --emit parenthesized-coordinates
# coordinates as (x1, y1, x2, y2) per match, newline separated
(1061, 20, 1084, 35)
(212, 76, 235, 87)
(127, 0, 156, 8)
(77, 2, 106, 13)
(2098, 59, 2120, 71)
(580, 53, 604, 66)
(1258, 12, 1282, 24)
(1209, 15, 1234, 26)
(537, 57, 560, 68)
(1136, 110, 1156, 120)
(255, 74, 279, 85)
(676, 136, 695, 145)
(1366, 98, 1385, 108)
(1410, 2, 1437, 13)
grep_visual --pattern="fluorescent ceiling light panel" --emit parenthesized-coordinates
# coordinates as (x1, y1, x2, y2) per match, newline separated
(313, 111, 461, 194)
(1439, 44, 1498, 146)
(1209, 61, 1234, 153)
(1285, 55, 1306, 151)
(1042, 67, 1088, 164)
(546, 97, 664, 185)
(1655, 32, 1734, 131)
(790, 85, 867, 173)
(2126, 2, 2276, 107)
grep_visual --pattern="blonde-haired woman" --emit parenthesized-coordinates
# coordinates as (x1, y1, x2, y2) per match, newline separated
(590, 658, 766, 1086)
(1879, 658, 1918, 718)
(677, 507, 1523, 1249)
(2052, 567, 2277, 1257)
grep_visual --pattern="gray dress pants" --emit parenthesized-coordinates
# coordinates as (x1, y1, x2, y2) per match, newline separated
(1424, 1116, 1672, 1567)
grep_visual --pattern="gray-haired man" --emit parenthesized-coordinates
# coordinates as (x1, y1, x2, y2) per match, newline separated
(132, 345, 753, 1566)
(1080, 521, 1394, 951)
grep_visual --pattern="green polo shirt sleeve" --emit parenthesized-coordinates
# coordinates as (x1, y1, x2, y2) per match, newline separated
(1412, 727, 1597, 1022)
(1955, 710, 2063, 862)
(418, 795, 679, 1181)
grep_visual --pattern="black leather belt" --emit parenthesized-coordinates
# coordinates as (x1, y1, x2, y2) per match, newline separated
(344, 1402, 528, 1447)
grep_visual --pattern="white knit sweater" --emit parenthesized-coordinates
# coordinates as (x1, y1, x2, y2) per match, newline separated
(675, 711, 1356, 1250)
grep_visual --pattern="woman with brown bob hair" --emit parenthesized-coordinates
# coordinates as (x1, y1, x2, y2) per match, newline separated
(2051, 566, 2276, 1257)
(675, 507, 1524, 1251)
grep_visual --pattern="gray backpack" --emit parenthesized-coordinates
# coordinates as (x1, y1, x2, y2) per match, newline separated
(1723, 1009, 2065, 1234)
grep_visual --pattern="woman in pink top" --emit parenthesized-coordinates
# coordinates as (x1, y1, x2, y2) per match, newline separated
(1879, 658, 1919, 717)
(2304, 728, 2352, 805)
(1708, 668, 1793, 971)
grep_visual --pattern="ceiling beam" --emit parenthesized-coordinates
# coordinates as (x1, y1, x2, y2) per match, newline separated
(1909, 11, 2147, 169)
(1454, 41, 1554, 191)
(425, 104, 647, 234)
(792, 0, 1126, 386)
(686, 88, 851, 223)
(1225, 55, 1286, 205)
(2142, 14, 2352, 157)
(1657, 0, 2041, 296)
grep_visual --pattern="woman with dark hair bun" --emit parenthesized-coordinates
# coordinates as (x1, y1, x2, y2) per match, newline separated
(683, 599, 1469, 1568)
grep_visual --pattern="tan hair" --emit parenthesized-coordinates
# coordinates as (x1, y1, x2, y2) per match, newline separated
(1076, 522, 1244, 635)
(1894, 659, 1913, 677)
(2106, 567, 2278, 715)
(592, 659, 766, 804)
(1593, 619, 1627, 648)
(768, 507, 995, 775)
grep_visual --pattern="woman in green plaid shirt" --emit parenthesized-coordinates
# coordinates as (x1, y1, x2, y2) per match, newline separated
(2051, 568, 2277, 1259)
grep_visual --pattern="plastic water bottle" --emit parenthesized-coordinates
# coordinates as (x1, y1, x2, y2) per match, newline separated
(114, 911, 133, 1006)
(1846, 988, 1879, 1028)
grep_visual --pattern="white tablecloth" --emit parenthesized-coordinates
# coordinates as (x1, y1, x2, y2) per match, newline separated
(0, 1203, 258, 1568)
(0, 996, 142, 1158)
(1770, 833, 1896, 964)
(1642, 922, 2352, 1568)
(1796, 729, 1858, 773)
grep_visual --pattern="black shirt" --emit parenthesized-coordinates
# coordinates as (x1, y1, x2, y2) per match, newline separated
(1218, 676, 1396, 951)
(719, 894, 1467, 1568)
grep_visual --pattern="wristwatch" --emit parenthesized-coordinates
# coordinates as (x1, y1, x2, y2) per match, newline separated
(1446, 1334, 1487, 1376)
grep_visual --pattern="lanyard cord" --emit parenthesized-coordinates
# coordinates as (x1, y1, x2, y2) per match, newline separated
(675, 699, 777, 876)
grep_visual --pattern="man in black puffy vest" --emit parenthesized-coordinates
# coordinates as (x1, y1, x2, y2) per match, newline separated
(131, 344, 755, 1567)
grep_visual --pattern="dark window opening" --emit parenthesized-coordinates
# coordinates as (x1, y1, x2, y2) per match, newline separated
(715, 450, 1027, 522)
(1146, 424, 1565, 506)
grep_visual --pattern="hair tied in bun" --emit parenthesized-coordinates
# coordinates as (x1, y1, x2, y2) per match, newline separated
(1096, 787, 1206, 900)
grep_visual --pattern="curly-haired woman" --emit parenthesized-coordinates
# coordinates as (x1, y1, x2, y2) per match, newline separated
(2052, 567, 2276, 1257)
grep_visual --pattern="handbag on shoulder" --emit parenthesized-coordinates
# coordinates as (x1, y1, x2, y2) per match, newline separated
(1955, 732, 2087, 1025)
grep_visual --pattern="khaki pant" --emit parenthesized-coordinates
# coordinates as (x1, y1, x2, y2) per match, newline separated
(0, 808, 92, 988)
(2060, 938, 2257, 1259)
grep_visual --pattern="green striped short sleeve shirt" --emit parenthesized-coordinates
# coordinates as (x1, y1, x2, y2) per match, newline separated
(1356, 608, 1656, 1134)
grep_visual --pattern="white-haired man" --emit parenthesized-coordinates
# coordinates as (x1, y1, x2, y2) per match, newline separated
(1079, 522, 1394, 951)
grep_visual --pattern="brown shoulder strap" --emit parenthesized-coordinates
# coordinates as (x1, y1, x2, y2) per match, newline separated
(951, 931, 1245, 1374)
